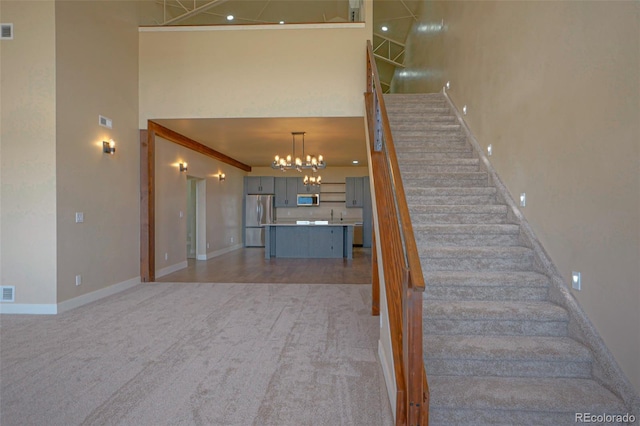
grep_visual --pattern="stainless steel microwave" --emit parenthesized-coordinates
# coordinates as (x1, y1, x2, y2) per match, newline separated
(297, 194, 320, 206)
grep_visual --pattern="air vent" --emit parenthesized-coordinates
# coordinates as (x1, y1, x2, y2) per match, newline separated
(1, 23, 13, 40)
(1, 286, 15, 302)
(99, 115, 112, 129)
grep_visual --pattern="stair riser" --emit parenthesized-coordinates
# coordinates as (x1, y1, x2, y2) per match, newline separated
(407, 195, 497, 205)
(421, 255, 534, 271)
(410, 213, 508, 224)
(391, 121, 462, 132)
(404, 177, 488, 188)
(398, 151, 475, 159)
(390, 115, 457, 123)
(402, 165, 481, 173)
(425, 359, 592, 379)
(394, 140, 469, 150)
(423, 318, 568, 336)
(416, 233, 521, 247)
(425, 285, 549, 302)
(393, 132, 466, 141)
(396, 146, 472, 154)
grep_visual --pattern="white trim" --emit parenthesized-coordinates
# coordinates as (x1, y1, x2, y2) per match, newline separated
(57, 277, 141, 314)
(156, 261, 188, 278)
(139, 22, 365, 33)
(0, 304, 57, 315)
(205, 243, 243, 260)
(378, 340, 396, 420)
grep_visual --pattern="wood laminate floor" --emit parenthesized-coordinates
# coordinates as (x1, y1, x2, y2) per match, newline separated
(157, 247, 372, 284)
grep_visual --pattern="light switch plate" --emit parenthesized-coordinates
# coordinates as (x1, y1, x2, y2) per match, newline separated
(572, 271, 581, 290)
(520, 193, 526, 207)
(75, 212, 84, 223)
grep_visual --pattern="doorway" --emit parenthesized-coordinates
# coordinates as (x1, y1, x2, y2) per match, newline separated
(186, 176, 207, 261)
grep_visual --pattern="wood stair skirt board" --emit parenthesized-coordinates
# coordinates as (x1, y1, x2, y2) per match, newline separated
(384, 92, 639, 424)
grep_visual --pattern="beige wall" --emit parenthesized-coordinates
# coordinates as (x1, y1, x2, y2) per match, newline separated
(0, 1, 58, 306)
(55, 1, 141, 303)
(395, 1, 640, 391)
(138, 21, 372, 126)
(155, 136, 245, 276)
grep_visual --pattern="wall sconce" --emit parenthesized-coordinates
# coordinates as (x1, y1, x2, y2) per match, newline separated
(179, 162, 188, 172)
(218, 173, 226, 181)
(103, 139, 115, 155)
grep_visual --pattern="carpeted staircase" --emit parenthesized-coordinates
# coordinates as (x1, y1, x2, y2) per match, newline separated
(385, 93, 628, 425)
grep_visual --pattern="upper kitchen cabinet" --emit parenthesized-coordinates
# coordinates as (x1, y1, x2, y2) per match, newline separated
(245, 176, 275, 194)
(297, 178, 321, 194)
(274, 177, 299, 207)
(345, 177, 366, 208)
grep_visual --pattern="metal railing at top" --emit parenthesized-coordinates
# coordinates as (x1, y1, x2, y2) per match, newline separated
(365, 40, 429, 426)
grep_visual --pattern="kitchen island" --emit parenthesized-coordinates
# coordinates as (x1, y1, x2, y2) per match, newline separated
(264, 221, 355, 259)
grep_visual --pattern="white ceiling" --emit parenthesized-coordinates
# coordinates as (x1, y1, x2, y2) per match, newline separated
(143, 1, 422, 169)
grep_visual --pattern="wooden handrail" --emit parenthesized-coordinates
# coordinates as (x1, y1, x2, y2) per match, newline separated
(365, 40, 429, 426)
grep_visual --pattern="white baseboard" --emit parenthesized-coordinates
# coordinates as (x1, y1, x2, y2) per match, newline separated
(204, 243, 243, 260)
(57, 276, 140, 314)
(156, 261, 188, 278)
(378, 339, 397, 420)
(0, 303, 58, 315)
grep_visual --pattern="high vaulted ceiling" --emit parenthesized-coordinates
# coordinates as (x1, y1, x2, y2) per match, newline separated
(141, 1, 423, 168)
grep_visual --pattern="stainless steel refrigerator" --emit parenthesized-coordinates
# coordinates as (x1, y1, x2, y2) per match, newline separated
(245, 194, 274, 247)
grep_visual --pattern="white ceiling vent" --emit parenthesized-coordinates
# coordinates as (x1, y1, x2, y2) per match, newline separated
(1, 23, 13, 40)
(1, 286, 15, 303)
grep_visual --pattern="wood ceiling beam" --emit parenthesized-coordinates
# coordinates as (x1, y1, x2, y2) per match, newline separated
(148, 120, 252, 172)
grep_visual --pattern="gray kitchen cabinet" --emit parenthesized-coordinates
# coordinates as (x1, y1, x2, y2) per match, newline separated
(245, 176, 275, 194)
(265, 225, 353, 259)
(345, 177, 365, 207)
(308, 227, 343, 258)
(274, 177, 299, 207)
(297, 178, 320, 194)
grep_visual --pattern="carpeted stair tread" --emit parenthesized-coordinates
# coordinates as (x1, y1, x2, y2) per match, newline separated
(419, 246, 534, 271)
(409, 204, 508, 224)
(425, 335, 592, 363)
(398, 150, 476, 159)
(425, 271, 548, 288)
(428, 376, 626, 414)
(403, 172, 489, 188)
(423, 300, 568, 322)
(406, 187, 496, 197)
(394, 139, 469, 149)
(424, 271, 549, 301)
(414, 224, 521, 247)
(414, 224, 520, 234)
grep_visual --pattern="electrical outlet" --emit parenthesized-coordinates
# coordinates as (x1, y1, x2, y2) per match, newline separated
(520, 193, 526, 207)
(231, 237, 234, 243)
(487, 144, 493, 156)
(207, 243, 210, 249)
(179, 211, 184, 218)
(75, 275, 82, 286)
(75, 212, 84, 223)
(164, 252, 168, 261)
(445, 81, 450, 90)
(572, 272, 581, 290)
(463, 105, 468, 115)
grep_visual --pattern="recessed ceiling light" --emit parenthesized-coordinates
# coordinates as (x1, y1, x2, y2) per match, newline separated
(226, 15, 234, 21)
(381, 26, 388, 32)
(352, 160, 359, 164)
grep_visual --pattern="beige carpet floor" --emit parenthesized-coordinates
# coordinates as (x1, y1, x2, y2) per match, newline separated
(0, 283, 393, 426)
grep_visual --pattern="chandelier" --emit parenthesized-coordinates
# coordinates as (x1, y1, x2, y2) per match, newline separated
(272, 132, 326, 185)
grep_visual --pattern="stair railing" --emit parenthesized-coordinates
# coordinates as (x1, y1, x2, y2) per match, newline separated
(365, 40, 429, 426)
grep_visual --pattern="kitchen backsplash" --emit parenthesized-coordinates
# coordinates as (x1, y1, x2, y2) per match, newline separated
(275, 204, 362, 222)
